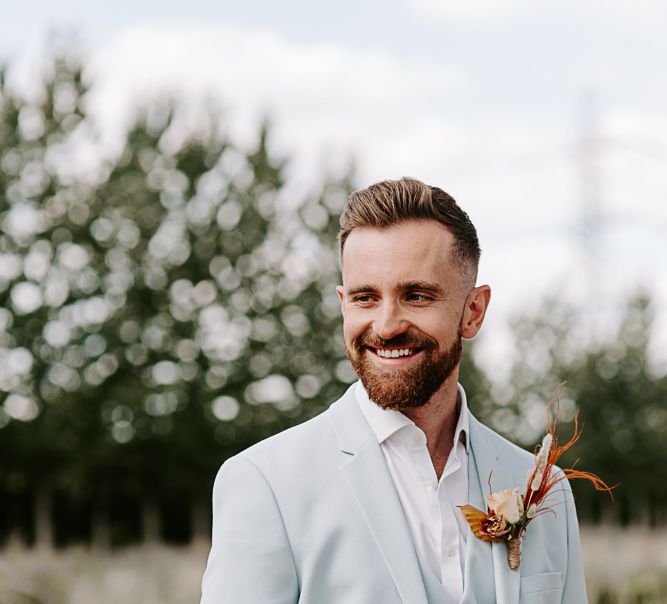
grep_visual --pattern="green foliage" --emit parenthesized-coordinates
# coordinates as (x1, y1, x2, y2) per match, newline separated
(560, 295, 667, 525)
(1, 45, 665, 548)
(0, 50, 355, 545)
(501, 293, 667, 525)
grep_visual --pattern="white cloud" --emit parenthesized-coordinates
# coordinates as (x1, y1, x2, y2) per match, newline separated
(408, 0, 530, 22)
(85, 24, 585, 231)
(86, 24, 466, 179)
(408, 0, 667, 28)
(74, 21, 667, 370)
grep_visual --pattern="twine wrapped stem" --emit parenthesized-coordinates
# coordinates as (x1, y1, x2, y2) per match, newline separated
(507, 538, 521, 570)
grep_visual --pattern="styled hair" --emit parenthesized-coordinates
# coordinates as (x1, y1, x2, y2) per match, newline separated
(338, 177, 481, 285)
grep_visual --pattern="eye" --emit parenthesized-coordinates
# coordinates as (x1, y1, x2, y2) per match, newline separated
(406, 293, 432, 303)
(351, 294, 376, 305)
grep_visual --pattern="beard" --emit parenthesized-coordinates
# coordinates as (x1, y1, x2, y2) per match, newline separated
(345, 327, 463, 411)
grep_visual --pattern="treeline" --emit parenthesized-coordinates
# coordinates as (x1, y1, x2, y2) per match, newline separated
(0, 51, 665, 548)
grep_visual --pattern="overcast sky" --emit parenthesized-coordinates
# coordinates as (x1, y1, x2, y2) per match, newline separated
(3, 0, 667, 376)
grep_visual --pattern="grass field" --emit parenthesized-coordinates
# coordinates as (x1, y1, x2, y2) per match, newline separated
(1, 528, 666, 603)
(581, 527, 667, 603)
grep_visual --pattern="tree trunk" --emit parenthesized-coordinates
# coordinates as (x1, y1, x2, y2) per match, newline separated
(142, 496, 160, 543)
(91, 491, 111, 550)
(191, 495, 210, 543)
(34, 483, 53, 550)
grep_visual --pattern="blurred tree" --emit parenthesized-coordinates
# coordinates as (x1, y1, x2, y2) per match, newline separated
(561, 294, 667, 526)
(6, 43, 659, 549)
(501, 293, 667, 525)
(0, 46, 358, 546)
(0, 51, 90, 547)
(459, 340, 494, 424)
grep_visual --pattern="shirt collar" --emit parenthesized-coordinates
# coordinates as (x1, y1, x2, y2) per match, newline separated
(355, 380, 470, 453)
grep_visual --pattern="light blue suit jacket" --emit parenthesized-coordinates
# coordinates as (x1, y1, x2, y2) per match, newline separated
(201, 384, 587, 603)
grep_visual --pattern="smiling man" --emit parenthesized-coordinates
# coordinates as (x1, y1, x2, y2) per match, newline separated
(201, 178, 587, 603)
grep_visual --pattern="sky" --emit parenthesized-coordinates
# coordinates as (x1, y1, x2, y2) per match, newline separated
(3, 0, 667, 377)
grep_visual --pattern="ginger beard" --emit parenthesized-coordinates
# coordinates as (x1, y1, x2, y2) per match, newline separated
(345, 327, 463, 411)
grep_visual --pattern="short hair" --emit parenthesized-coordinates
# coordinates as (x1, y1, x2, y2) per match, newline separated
(338, 177, 481, 286)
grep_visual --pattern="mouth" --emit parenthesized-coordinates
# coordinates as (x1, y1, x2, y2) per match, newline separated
(364, 346, 424, 362)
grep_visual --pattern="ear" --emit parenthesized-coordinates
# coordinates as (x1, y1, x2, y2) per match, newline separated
(336, 285, 346, 314)
(460, 285, 491, 340)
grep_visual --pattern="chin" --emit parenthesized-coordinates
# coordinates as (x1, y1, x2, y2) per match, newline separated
(345, 329, 462, 411)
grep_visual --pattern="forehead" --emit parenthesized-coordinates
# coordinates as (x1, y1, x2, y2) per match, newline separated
(341, 220, 457, 285)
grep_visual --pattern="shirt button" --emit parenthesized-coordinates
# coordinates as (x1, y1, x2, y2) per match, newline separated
(411, 434, 422, 446)
(446, 546, 456, 557)
(431, 479, 438, 489)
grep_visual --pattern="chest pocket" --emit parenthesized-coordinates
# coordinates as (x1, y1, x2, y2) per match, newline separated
(519, 572, 562, 604)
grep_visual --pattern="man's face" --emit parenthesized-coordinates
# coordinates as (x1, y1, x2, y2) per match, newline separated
(337, 220, 472, 411)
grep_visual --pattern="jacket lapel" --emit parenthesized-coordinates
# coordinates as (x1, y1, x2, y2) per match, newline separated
(460, 438, 494, 604)
(329, 387, 428, 604)
(465, 415, 521, 604)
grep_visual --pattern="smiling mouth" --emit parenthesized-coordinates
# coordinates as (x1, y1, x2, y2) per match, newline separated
(366, 346, 423, 359)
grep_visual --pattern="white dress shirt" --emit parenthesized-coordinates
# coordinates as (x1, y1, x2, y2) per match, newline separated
(355, 381, 469, 602)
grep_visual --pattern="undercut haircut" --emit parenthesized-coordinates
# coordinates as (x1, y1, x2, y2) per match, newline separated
(338, 177, 481, 288)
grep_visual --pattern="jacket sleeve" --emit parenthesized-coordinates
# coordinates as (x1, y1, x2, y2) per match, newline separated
(200, 455, 299, 604)
(560, 478, 588, 604)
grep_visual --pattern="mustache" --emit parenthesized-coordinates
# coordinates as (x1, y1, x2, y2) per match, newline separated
(354, 329, 437, 350)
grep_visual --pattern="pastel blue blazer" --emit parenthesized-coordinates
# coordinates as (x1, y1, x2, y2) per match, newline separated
(201, 384, 587, 603)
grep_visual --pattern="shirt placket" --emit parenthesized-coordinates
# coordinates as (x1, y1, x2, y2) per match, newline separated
(407, 428, 443, 581)
(439, 449, 464, 596)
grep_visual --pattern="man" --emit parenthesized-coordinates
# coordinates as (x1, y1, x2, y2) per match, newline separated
(201, 178, 586, 603)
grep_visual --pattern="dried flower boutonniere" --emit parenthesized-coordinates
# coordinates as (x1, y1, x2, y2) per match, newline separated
(459, 397, 613, 570)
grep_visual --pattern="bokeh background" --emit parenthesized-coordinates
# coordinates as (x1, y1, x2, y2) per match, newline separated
(1, 2, 667, 603)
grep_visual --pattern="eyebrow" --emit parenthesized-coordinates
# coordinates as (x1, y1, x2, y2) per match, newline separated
(346, 281, 446, 297)
(399, 281, 446, 297)
(346, 284, 379, 297)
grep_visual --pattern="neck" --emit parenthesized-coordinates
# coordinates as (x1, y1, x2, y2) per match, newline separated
(401, 373, 460, 479)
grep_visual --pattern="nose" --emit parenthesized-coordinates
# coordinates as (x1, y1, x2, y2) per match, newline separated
(373, 300, 409, 341)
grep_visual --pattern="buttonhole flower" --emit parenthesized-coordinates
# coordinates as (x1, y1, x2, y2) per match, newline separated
(459, 387, 614, 570)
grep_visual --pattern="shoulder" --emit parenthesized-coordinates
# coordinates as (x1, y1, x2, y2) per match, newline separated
(216, 384, 365, 496)
(210, 409, 333, 502)
(219, 394, 348, 491)
(212, 405, 348, 517)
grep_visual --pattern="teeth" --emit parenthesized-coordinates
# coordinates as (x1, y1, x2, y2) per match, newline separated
(376, 348, 413, 358)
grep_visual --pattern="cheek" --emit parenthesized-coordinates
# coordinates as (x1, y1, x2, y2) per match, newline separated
(342, 310, 368, 341)
(415, 314, 455, 339)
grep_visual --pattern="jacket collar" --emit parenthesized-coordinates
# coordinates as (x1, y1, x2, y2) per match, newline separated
(354, 381, 470, 453)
